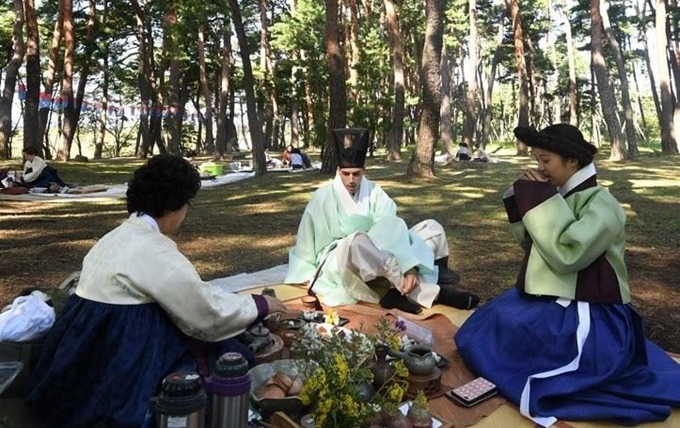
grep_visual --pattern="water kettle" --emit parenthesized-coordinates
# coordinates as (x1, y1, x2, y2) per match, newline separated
(152, 371, 207, 428)
(205, 352, 251, 428)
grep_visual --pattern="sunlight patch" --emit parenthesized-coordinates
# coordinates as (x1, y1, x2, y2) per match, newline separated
(629, 179, 680, 188)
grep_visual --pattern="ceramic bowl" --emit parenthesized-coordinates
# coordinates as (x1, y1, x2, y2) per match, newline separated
(279, 318, 305, 330)
(249, 359, 306, 417)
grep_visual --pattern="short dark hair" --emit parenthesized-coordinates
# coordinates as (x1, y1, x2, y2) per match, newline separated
(126, 154, 201, 217)
(22, 147, 39, 156)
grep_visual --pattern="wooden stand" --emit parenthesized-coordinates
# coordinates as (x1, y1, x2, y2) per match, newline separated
(405, 366, 442, 399)
(270, 411, 302, 428)
(255, 334, 284, 365)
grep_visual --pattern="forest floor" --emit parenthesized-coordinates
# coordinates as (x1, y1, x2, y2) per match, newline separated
(1, 149, 679, 352)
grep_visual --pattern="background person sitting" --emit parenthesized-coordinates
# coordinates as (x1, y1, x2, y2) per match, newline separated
(282, 144, 307, 169)
(265, 148, 283, 169)
(473, 144, 490, 162)
(454, 143, 472, 161)
(19, 147, 66, 189)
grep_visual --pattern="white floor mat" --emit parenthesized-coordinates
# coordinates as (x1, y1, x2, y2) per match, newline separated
(0, 172, 256, 202)
(208, 264, 288, 293)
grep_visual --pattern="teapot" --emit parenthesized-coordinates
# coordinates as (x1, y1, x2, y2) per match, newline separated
(388, 344, 437, 376)
(245, 323, 274, 353)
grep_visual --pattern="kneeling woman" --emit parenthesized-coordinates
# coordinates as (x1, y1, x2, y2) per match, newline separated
(455, 124, 680, 426)
(28, 154, 286, 427)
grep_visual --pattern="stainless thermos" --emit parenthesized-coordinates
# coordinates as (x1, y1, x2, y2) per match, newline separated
(153, 372, 208, 428)
(205, 352, 251, 428)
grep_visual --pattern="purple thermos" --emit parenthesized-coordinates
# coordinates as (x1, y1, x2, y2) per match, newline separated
(205, 352, 251, 428)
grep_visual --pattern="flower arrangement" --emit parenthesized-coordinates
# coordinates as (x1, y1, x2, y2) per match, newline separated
(292, 317, 410, 427)
(373, 316, 408, 350)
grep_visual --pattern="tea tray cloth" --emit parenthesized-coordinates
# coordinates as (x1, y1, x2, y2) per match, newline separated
(239, 279, 680, 428)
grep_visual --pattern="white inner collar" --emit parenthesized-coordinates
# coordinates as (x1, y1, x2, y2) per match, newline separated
(333, 173, 370, 215)
(559, 163, 596, 196)
(130, 212, 160, 233)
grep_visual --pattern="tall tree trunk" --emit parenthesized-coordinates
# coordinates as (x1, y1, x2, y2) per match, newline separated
(215, 17, 233, 159)
(66, 0, 95, 159)
(149, 8, 169, 156)
(439, 45, 453, 156)
(591, 0, 625, 159)
(462, 0, 478, 150)
(39, 1, 63, 151)
(665, 3, 680, 151)
(590, 63, 600, 145)
(57, 0, 75, 161)
(384, 0, 404, 161)
(630, 56, 648, 133)
(635, 1, 662, 123)
(524, 33, 542, 127)
(95, 0, 109, 159)
(97, 51, 109, 159)
(655, 0, 678, 153)
(130, 0, 152, 157)
(347, 0, 360, 104)
(289, 52, 300, 148)
(197, 24, 214, 154)
(164, 4, 182, 155)
(24, 0, 41, 154)
(481, 1, 505, 148)
(228, 0, 268, 173)
(666, 8, 680, 98)
(509, 0, 529, 155)
(289, 0, 300, 150)
(322, 0, 347, 173)
(600, 0, 636, 158)
(560, 0, 578, 126)
(258, 0, 274, 148)
(407, 0, 444, 178)
(0, 0, 25, 159)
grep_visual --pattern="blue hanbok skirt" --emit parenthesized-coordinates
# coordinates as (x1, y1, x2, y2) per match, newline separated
(455, 287, 680, 426)
(27, 295, 254, 428)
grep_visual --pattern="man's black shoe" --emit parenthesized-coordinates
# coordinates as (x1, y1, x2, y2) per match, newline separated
(379, 288, 422, 314)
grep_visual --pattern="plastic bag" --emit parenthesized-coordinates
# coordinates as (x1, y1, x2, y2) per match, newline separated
(0, 291, 56, 342)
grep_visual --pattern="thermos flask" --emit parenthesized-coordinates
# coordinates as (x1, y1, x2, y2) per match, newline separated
(153, 371, 208, 428)
(205, 352, 251, 428)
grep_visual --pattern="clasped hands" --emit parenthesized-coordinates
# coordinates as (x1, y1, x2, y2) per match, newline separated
(519, 168, 547, 182)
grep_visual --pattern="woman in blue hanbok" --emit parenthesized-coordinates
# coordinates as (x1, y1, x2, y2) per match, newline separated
(455, 124, 680, 426)
(27, 154, 286, 428)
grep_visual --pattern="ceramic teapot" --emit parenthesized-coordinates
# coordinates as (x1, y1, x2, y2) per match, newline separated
(245, 323, 274, 353)
(389, 344, 436, 376)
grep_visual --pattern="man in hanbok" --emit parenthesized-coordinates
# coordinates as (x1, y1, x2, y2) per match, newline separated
(285, 128, 479, 314)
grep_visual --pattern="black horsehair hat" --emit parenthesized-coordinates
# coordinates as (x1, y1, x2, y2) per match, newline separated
(513, 123, 598, 167)
(332, 128, 370, 168)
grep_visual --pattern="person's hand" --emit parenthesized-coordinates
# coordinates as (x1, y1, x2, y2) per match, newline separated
(401, 268, 419, 296)
(520, 168, 547, 182)
(263, 295, 287, 314)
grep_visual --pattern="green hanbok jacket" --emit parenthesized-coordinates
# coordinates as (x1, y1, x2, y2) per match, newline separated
(503, 164, 630, 304)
